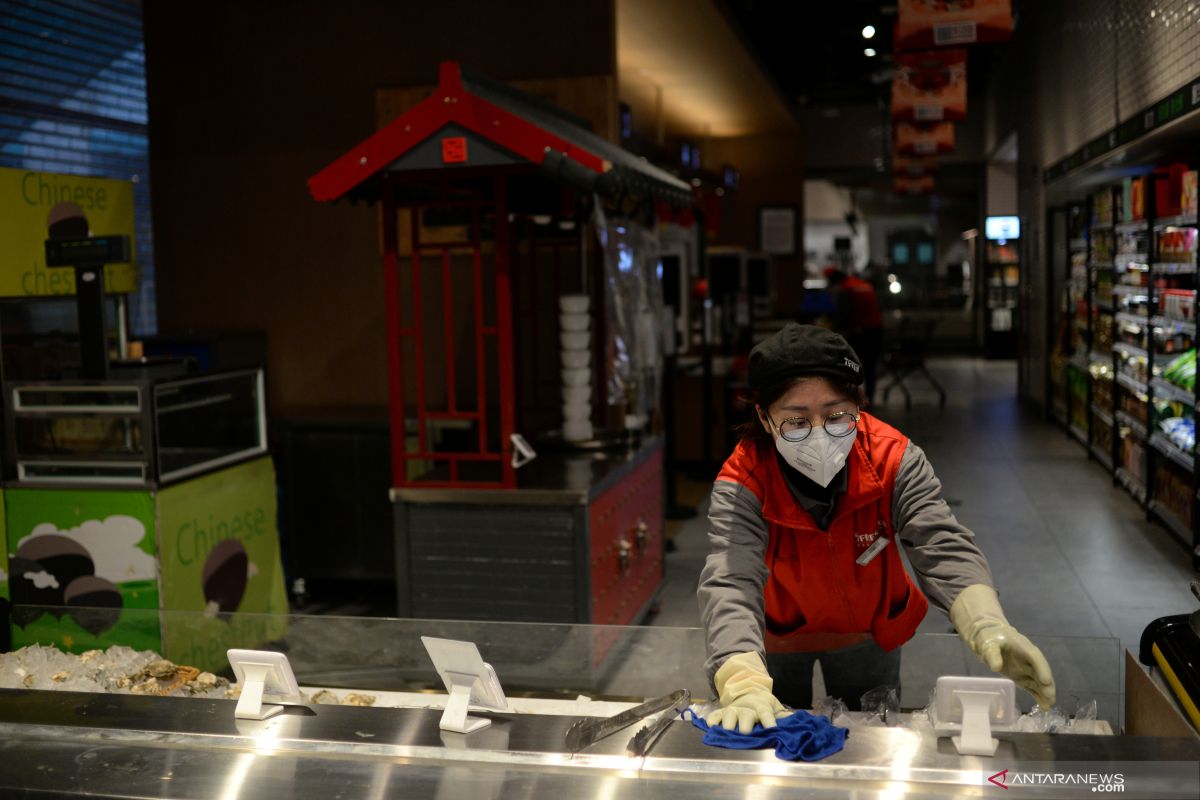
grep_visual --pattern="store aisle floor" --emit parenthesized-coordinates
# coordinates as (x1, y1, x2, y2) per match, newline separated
(653, 357, 1197, 674)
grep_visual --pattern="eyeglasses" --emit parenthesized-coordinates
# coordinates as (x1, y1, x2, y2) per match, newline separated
(766, 410, 860, 442)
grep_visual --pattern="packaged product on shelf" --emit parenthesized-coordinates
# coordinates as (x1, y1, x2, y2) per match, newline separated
(1121, 436, 1145, 477)
(1094, 417, 1114, 452)
(1162, 349, 1196, 390)
(1156, 228, 1197, 263)
(1153, 463, 1193, 528)
(1120, 390, 1148, 423)
(1152, 398, 1186, 420)
(1131, 176, 1146, 221)
(1160, 416, 1195, 452)
(1183, 170, 1198, 218)
(1093, 313, 1114, 351)
(1158, 288, 1195, 321)
(1154, 163, 1189, 218)
(1093, 189, 1113, 227)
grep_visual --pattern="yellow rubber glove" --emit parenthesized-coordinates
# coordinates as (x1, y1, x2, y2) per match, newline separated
(950, 584, 1057, 709)
(704, 651, 790, 734)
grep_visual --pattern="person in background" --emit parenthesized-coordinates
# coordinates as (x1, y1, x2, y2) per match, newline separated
(698, 324, 1055, 733)
(825, 267, 884, 403)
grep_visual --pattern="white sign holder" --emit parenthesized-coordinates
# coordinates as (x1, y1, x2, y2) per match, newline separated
(421, 636, 509, 734)
(227, 649, 302, 721)
(932, 675, 1017, 757)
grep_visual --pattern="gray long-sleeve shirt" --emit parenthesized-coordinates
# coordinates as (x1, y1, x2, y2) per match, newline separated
(697, 440, 993, 682)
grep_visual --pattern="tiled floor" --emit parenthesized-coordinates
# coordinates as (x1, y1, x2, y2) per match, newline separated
(652, 358, 1197, 721)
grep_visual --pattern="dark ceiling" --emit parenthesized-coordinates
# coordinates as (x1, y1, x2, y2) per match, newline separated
(719, 0, 1003, 114)
(719, 0, 895, 109)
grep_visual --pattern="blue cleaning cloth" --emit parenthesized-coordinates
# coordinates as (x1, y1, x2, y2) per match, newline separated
(690, 710, 848, 761)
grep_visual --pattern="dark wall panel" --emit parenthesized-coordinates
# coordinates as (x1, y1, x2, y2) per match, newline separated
(143, 0, 617, 415)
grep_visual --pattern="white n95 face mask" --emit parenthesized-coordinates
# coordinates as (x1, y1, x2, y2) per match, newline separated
(776, 427, 857, 487)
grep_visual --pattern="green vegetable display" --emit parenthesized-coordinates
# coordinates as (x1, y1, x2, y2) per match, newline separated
(1162, 349, 1196, 391)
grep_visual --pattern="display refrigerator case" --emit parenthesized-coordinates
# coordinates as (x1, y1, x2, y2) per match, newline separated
(0, 368, 287, 665)
(983, 240, 1019, 358)
(3, 368, 267, 487)
(1052, 174, 1200, 565)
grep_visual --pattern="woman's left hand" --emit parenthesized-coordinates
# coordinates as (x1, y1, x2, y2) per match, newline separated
(950, 584, 1057, 709)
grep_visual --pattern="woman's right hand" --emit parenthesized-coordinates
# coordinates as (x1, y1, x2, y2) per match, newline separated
(704, 651, 791, 734)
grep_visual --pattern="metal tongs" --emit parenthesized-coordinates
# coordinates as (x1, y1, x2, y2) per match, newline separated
(625, 690, 691, 758)
(564, 689, 690, 754)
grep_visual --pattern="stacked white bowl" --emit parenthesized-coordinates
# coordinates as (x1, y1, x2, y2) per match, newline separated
(559, 294, 592, 442)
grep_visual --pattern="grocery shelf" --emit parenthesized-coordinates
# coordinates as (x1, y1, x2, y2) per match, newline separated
(1151, 262, 1197, 274)
(1088, 263, 1116, 270)
(1150, 376, 1195, 406)
(1088, 350, 1112, 365)
(1150, 315, 1197, 335)
(1113, 220, 1148, 233)
(1114, 311, 1148, 331)
(1068, 355, 1090, 372)
(1069, 424, 1088, 446)
(1153, 215, 1198, 229)
(1089, 444, 1113, 470)
(1090, 407, 1114, 430)
(1113, 342, 1148, 359)
(1149, 431, 1196, 472)
(1149, 500, 1192, 545)
(1092, 222, 1113, 231)
(1111, 286, 1149, 299)
(1115, 467, 1148, 504)
(1115, 372, 1149, 395)
(1114, 410, 1148, 439)
(1069, 238, 1089, 250)
(1093, 300, 1115, 312)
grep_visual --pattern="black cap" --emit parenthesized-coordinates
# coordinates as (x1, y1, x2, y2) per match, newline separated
(748, 324, 864, 390)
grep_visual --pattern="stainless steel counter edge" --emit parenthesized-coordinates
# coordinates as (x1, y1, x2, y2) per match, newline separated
(2, 689, 1197, 791)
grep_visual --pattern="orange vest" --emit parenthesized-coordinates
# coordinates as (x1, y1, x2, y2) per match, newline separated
(716, 413, 928, 653)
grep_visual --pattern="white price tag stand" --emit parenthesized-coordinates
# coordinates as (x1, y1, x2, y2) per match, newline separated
(227, 649, 302, 721)
(932, 676, 1018, 756)
(421, 636, 509, 734)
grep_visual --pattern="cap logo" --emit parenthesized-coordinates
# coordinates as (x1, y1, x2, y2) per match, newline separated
(844, 358, 861, 373)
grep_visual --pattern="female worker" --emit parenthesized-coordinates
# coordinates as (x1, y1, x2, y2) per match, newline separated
(699, 324, 1055, 733)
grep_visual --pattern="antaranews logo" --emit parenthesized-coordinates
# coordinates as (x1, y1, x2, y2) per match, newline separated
(987, 769, 1125, 792)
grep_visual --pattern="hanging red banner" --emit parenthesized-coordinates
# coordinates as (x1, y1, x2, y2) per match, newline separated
(895, 0, 1013, 51)
(894, 175, 934, 195)
(892, 155, 939, 177)
(891, 49, 967, 122)
(895, 121, 956, 156)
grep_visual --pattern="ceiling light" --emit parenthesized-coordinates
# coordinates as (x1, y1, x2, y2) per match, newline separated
(889, 281, 902, 294)
(862, 24, 876, 39)
(864, 47, 877, 57)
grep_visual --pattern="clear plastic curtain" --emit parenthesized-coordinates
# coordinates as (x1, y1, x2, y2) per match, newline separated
(594, 200, 664, 427)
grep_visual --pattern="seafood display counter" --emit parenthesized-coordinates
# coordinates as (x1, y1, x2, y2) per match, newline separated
(2, 689, 1198, 800)
(3, 611, 1197, 797)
